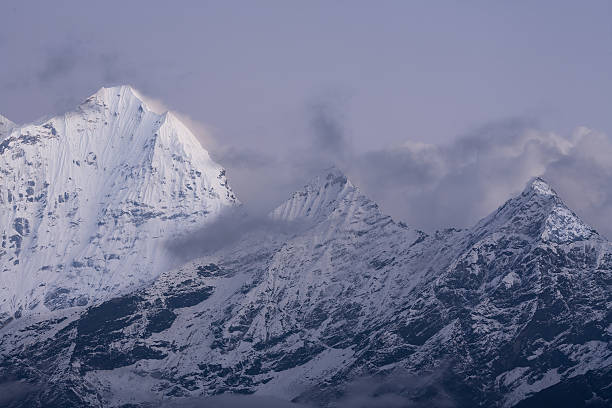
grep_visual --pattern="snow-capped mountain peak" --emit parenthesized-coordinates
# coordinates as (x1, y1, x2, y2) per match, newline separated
(1, 88, 609, 407)
(472, 176, 598, 245)
(521, 177, 598, 243)
(82, 85, 154, 112)
(525, 176, 557, 196)
(0, 86, 238, 325)
(270, 166, 384, 227)
(0, 160, 610, 407)
(271, 167, 352, 221)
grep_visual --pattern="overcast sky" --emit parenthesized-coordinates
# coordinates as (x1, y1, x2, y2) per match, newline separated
(1, 1, 611, 234)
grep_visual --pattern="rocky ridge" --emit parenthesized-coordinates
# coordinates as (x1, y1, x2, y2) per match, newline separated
(0, 170, 610, 407)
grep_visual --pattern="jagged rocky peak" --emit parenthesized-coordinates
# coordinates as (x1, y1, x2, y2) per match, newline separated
(521, 177, 599, 243)
(301, 166, 352, 191)
(271, 166, 350, 220)
(304, 166, 353, 197)
(271, 166, 380, 223)
(525, 176, 557, 196)
(473, 176, 598, 243)
(0, 159, 609, 407)
(269, 166, 397, 242)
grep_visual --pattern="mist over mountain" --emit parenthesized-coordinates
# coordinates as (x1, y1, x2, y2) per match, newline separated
(0, 87, 610, 408)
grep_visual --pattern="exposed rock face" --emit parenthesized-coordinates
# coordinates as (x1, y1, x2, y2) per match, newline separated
(0, 169, 609, 407)
(0, 86, 238, 325)
(0, 89, 609, 407)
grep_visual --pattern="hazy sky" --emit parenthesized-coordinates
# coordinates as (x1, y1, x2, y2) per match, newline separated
(1, 1, 612, 233)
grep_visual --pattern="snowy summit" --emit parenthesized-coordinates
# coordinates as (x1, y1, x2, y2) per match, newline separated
(0, 85, 238, 324)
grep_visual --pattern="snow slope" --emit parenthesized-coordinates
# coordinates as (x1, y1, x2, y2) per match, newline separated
(0, 86, 238, 325)
(0, 114, 15, 139)
(1, 170, 608, 407)
(0, 91, 609, 407)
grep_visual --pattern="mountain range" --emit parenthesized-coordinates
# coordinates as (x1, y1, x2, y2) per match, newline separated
(0, 86, 609, 407)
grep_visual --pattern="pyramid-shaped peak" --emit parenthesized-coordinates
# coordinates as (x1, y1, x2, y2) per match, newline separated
(0, 86, 239, 319)
(473, 176, 598, 244)
(306, 166, 353, 190)
(89, 84, 139, 100)
(65, 86, 213, 162)
(523, 176, 557, 197)
(270, 166, 375, 223)
(83, 85, 163, 115)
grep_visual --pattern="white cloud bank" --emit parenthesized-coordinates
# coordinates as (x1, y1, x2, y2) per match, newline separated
(350, 121, 612, 238)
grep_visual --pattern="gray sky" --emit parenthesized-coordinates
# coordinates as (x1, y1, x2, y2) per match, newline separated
(1, 1, 612, 234)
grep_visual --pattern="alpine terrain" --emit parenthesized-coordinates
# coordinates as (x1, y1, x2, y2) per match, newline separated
(0, 86, 237, 326)
(0, 87, 610, 407)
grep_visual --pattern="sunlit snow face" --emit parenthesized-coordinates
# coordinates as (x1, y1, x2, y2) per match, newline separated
(0, 86, 238, 319)
(531, 179, 555, 196)
(541, 205, 596, 243)
(1, 2, 611, 239)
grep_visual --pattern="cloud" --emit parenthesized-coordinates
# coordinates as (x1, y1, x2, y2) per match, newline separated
(0, 380, 40, 406)
(144, 369, 456, 408)
(542, 128, 612, 239)
(178, 85, 612, 240)
(152, 394, 308, 408)
(199, 88, 612, 240)
(34, 36, 134, 89)
(166, 209, 311, 263)
(203, 91, 354, 216)
(166, 100, 355, 258)
(37, 46, 81, 82)
(349, 118, 559, 230)
(305, 90, 353, 172)
(214, 147, 275, 170)
(341, 119, 612, 237)
(298, 368, 456, 408)
(171, 111, 219, 150)
(308, 96, 349, 157)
